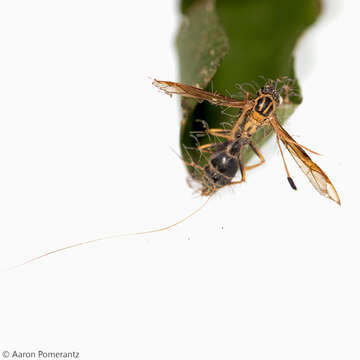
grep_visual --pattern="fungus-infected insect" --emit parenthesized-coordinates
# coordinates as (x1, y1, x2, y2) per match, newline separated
(12, 78, 340, 268)
(153, 79, 340, 205)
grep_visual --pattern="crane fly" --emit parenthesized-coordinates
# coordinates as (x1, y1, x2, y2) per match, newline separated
(153, 79, 340, 205)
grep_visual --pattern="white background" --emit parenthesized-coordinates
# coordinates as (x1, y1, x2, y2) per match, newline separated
(0, 1, 359, 359)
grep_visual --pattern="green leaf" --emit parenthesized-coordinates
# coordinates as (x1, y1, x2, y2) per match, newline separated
(177, 0, 321, 170)
(176, 0, 229, 143)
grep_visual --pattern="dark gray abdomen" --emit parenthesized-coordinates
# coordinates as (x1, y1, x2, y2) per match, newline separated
(203, 152, 238, 189)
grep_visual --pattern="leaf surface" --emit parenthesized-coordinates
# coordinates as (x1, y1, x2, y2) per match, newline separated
(177, 0, 321, 168)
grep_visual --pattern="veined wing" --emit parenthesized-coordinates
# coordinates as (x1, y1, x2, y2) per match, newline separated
(153, 79, 247, 108)
(269, 115, 340, 205)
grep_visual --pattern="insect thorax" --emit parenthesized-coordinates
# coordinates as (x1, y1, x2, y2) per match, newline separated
(254, 95, 276, 117)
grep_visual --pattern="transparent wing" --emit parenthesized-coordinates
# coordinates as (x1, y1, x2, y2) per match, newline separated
(269, 115, 340, 205)
(153, 79, 248, 108)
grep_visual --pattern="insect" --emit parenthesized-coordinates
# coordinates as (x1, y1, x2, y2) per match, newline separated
(11, 78, 340, 268)
(153, 78, 340, 205)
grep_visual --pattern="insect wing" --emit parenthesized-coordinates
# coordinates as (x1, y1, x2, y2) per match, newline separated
(153, 79, 247, 108)
(270, 115, 340, 205)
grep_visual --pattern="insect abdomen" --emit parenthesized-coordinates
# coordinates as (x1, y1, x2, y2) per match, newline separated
(203, 152, 238, 192)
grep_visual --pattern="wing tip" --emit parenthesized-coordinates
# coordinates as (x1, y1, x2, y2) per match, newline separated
(152, 79, 174, 97)
(152, 78, 162, 88)
(327, 182, 341, 206)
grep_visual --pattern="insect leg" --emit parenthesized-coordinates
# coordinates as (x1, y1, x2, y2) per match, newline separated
(238, 157, 246, 182)
(276, 135, 297, 190)
(244, 141, 266, 171)
(222, 157, 245, 188)
(197, 142, 225, 154)
(207, 128, 232, 140)
(226, 180, 244, 188)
